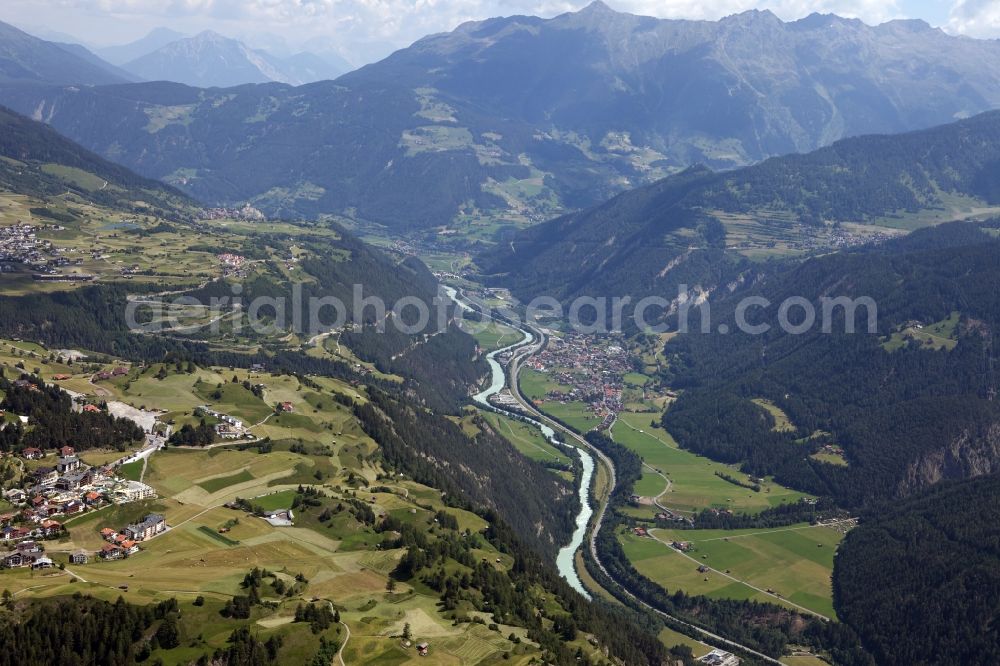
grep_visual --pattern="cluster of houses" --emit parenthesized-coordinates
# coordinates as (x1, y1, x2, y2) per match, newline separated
(1, 540, 57, 570)
(0, 223, 62, 271)
(98, 513, 166, 560)
(524, 333, 629, 424)
(218, 253, 246, 268)
(815, 443, 846, 460)
(217, 253, 249, 278)
(655, 509, 694, 525)
(1, 446, 157, 555)
(92, 366, 129, 382)
(199, 205, 265, 222)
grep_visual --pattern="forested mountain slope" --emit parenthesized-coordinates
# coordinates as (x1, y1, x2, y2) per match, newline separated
(481, 111, 1000, 306)
(658, 222, 1000, 508)
(2, 5, 1000, 230)
(833, 473, 1000, 664)
(0, 104, 194, 217)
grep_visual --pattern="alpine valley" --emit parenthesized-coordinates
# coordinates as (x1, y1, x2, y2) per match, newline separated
(0, 3, 997, 666)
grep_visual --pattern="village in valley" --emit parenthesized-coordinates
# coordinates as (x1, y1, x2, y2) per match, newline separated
(0, 222, 86, 280)
(518, 332, 631, 429)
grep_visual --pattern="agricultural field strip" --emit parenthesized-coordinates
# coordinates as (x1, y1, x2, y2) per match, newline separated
(646, 525, 850, 620)
(679, 520, 854, 543)
(610, 415, 673, 501)
(613, 412, 811, 513)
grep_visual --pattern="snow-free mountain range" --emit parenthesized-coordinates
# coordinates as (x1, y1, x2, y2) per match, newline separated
(1, 1, 999, 232)
(0, 20, 350, 88)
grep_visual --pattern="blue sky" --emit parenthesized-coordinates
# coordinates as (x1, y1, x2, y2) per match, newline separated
(2, 1, 992, 66)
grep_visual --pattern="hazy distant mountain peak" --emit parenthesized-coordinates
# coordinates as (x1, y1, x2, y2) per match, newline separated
(577, 0, 615, 15)
(877, 17, 938, 33)
(95, 26, 187, 65)
(188, 30, 232, 46)
(121, 30, 346, 87)
(722, 8, 782, 24)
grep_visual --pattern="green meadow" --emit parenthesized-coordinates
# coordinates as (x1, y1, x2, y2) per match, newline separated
(621, 521, 844, 619)
(613, 412, 811, 514)
(883, 311, 960, 352)
(480, 410, 571, 467)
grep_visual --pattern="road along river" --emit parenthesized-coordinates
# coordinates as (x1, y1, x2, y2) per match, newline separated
(443, 287, 790, 664)
(443, 287, 595, 598)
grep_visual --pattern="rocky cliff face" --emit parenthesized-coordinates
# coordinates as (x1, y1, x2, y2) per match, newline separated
(900, 421, 1000, 495)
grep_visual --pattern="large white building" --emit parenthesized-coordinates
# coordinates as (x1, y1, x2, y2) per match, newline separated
(700, 649, 740, 666)
(114, 480, 157, 503)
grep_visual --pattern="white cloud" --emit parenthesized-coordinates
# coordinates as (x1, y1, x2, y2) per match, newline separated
(947, 0, 1000, 38)
(606, 0, 900, 24)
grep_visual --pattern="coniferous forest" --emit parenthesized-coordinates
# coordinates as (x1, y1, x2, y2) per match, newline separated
(0, 374, 144, 452)
(834, 475, 1000, 664)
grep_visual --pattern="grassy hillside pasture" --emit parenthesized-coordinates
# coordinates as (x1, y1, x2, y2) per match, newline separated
(750, 398, 795, 432)
(0, 439, 551, 666)
(882, 311, 960, 352)
(810, 451, 849, 467)
(518, 367, 566, 399)
(0, 343, 580, 665)
(463, 319, 522, 351)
